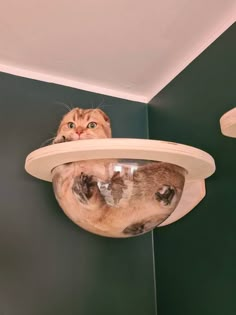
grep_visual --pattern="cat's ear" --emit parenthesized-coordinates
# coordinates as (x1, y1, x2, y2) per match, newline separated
(96, 109, 110, 124)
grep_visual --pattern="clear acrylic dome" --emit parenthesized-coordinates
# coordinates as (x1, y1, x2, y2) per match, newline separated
(52, 159, 186, 237)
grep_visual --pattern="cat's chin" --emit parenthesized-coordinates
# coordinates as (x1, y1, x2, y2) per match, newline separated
(53, 134, 106, 144)
(79, 134, 104, 140)
(78, 136, 95, 140)
(67, 134, 89, 141)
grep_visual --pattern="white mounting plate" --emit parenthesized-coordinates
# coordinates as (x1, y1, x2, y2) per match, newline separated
(25, 139, 215, 227)
(220, 107, 236, 138)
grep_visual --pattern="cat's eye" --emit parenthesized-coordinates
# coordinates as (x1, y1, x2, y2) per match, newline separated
(67, 122, 76, 129)
(87, 122, 97, 129)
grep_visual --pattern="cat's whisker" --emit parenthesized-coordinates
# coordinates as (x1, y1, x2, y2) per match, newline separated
(96, 98, 105, 109)
(40, 136, 56, 147)
(96, 102, 113, 111)
(54, 101, 73, 113)
(99, 104, 112, 109)
(89, 100, 95, 109)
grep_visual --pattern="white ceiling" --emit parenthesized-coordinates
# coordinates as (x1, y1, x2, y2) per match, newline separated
(0, 0, 235, 103)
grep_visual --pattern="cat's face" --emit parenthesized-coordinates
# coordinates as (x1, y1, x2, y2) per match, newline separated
(53, 108, 111, 143)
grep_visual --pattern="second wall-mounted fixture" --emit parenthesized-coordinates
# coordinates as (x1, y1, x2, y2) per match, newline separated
(220, 107, 236, 138)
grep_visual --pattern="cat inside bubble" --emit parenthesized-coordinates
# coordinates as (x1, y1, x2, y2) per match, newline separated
(51, 107, 185, 237)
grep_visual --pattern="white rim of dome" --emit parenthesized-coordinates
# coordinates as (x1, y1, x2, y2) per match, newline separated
(25, 138, 215, 182)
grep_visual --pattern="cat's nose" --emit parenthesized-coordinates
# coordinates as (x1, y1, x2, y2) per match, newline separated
(76, 128, 83, 135)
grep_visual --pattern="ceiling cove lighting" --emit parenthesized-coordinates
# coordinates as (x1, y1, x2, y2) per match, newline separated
(25, 139, 215, 238)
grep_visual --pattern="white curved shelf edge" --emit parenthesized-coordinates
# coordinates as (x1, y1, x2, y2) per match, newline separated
(25, 138, 215, 182)
(220, 107, 236, 138)
(25, 139, 215, 227)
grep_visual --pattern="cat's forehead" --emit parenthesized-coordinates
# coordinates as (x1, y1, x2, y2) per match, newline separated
(64, 108, 100, 121)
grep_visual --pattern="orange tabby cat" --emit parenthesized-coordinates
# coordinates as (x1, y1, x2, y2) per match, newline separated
(53, 107, 111, 143)
(52, 107, 186, 237)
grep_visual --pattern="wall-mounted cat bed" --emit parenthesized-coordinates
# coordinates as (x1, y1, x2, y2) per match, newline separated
(220, 107, 236, 138)
(25, 139, 215, 238)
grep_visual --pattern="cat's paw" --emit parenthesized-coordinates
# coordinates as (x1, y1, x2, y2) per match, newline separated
(123, 219, 159, 236)
(72, 173, 97, 204)
(155, 185, 176, 206)
(53, 136, 66, 144)
(123, 221, 147, 236)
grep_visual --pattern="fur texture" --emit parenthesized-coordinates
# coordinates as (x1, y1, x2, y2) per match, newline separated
(53, 107, 111, 143)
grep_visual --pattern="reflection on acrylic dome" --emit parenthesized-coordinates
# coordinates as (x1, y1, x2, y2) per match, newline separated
(52, 159, 186, 237)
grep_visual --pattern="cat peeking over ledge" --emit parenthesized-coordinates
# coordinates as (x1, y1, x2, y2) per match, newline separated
(51, 107, 185, 237)
(53, 107, 111, 144)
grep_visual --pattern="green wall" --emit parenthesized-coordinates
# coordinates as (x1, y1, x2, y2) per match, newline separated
(1, 21, 235, 315)
(148, 23, 236, 315)
(0, 73, 156, 315)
